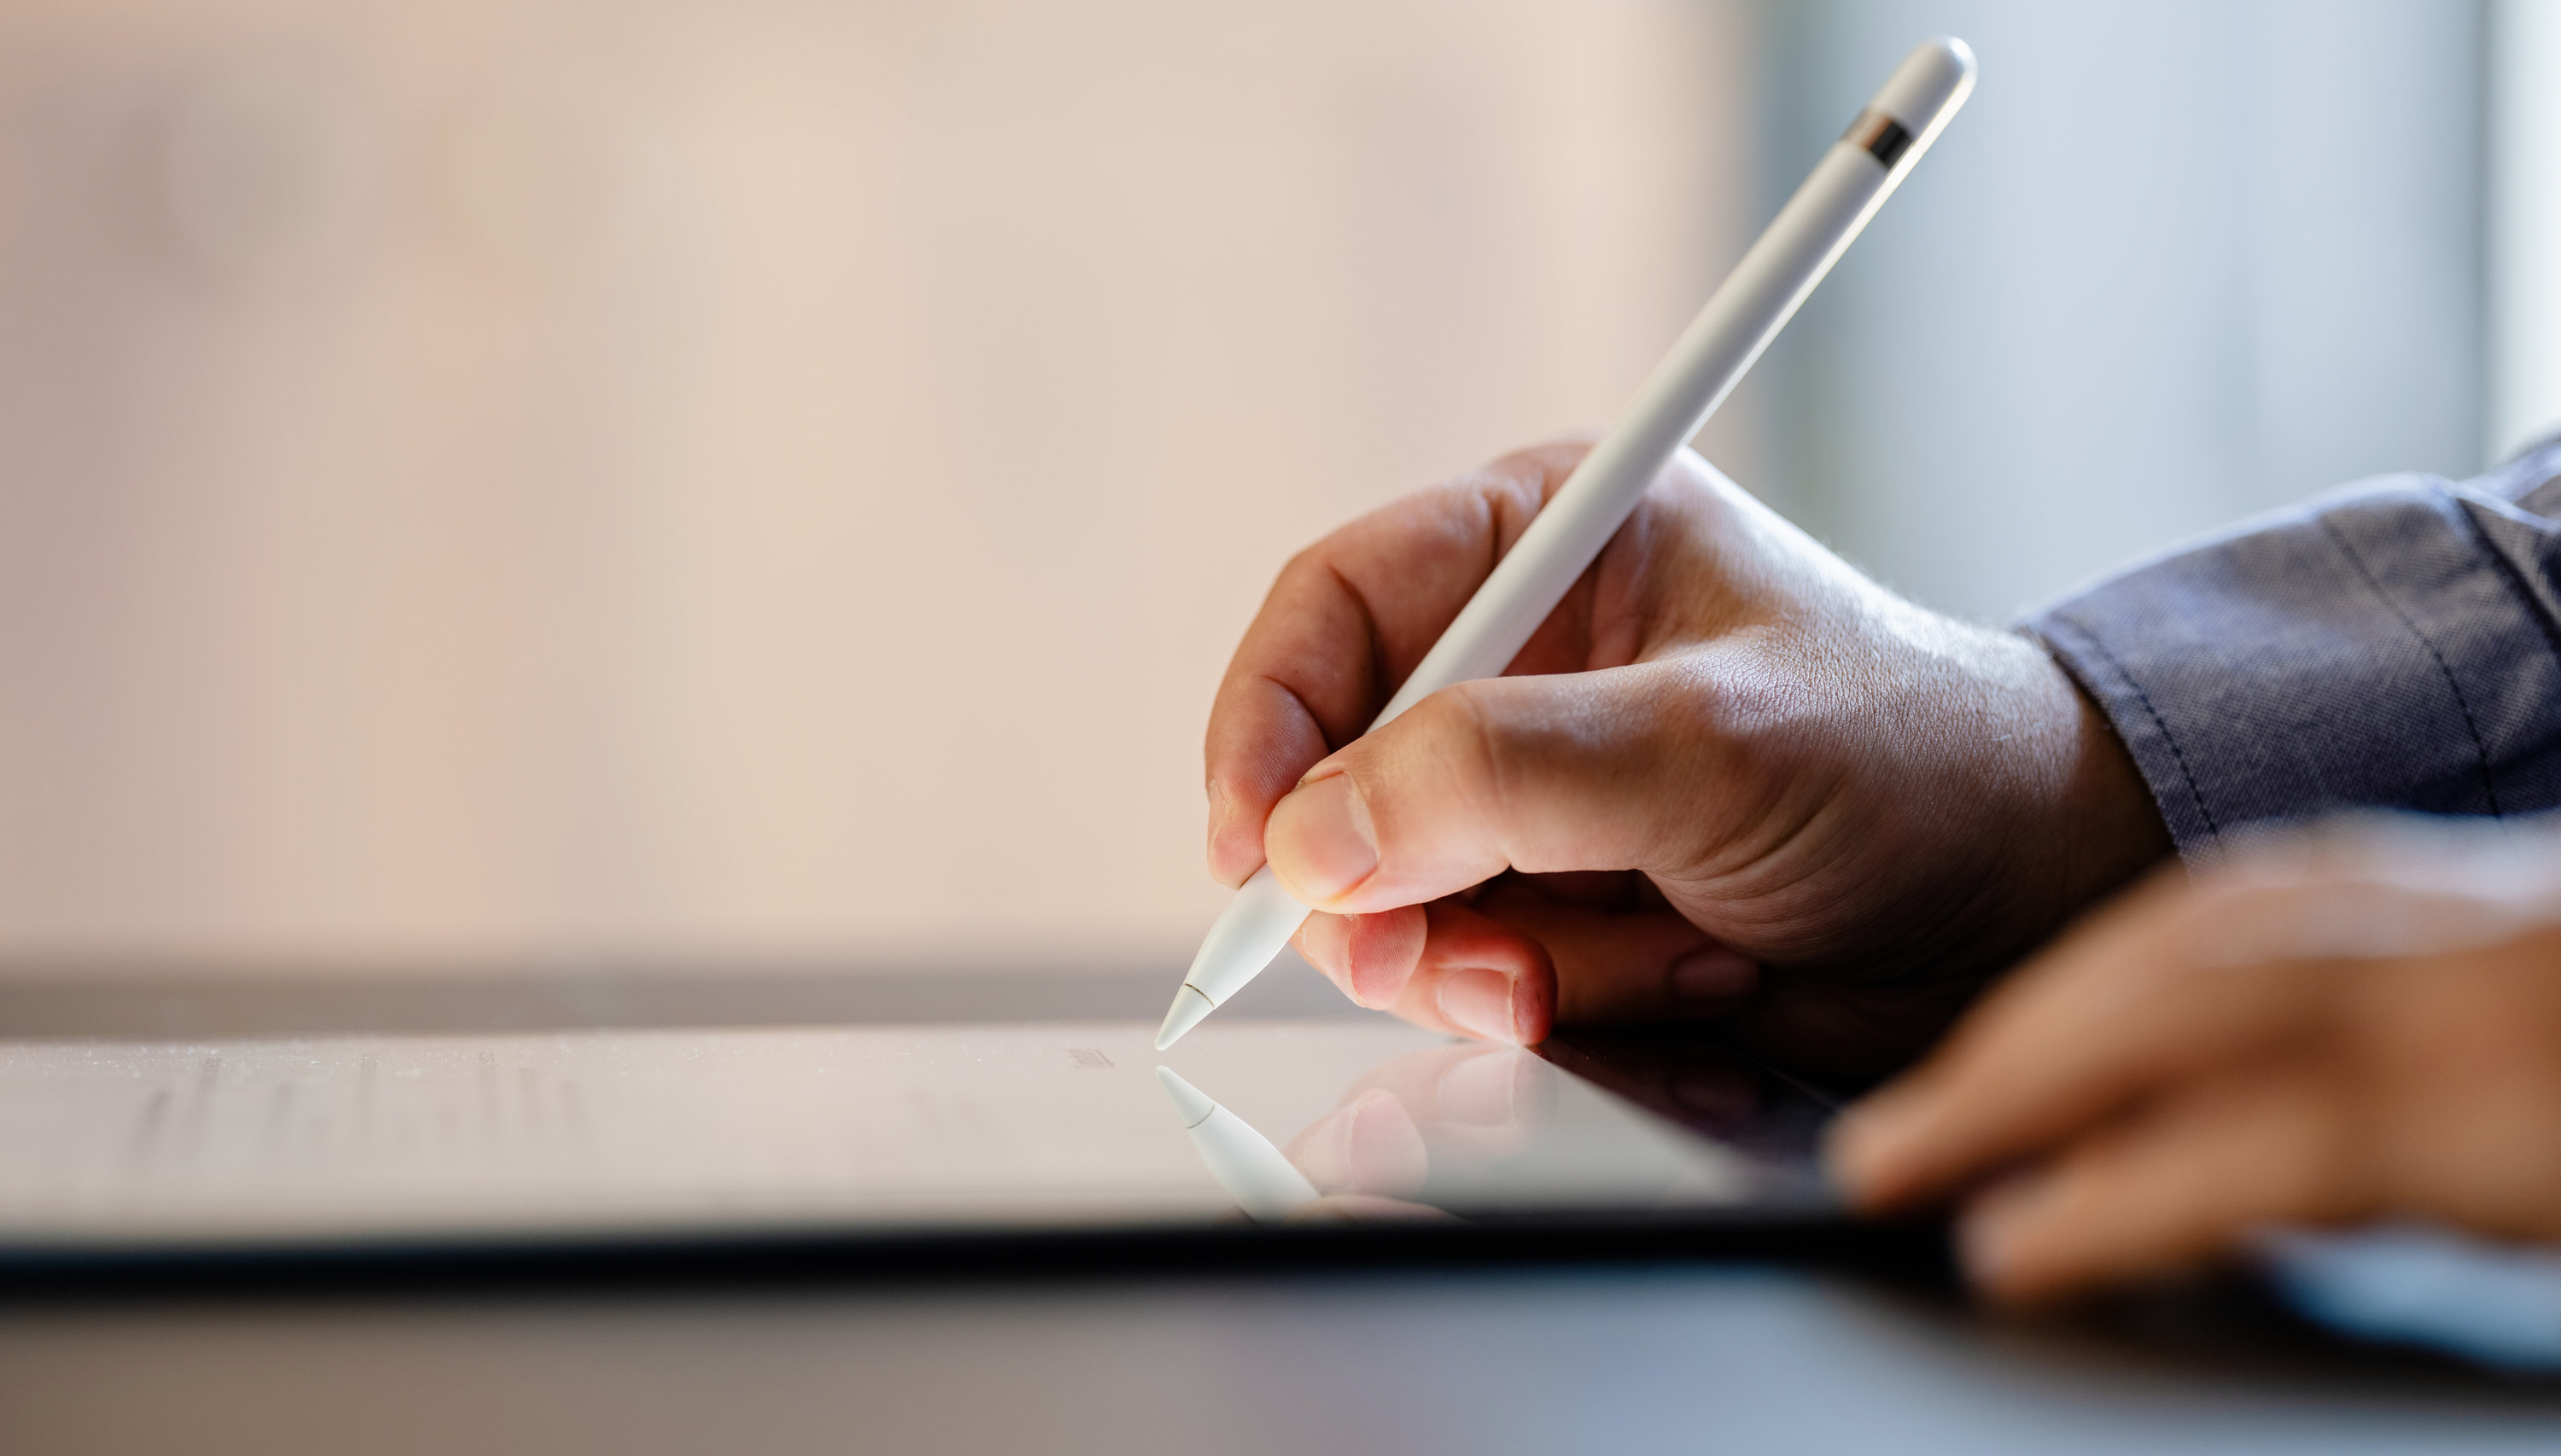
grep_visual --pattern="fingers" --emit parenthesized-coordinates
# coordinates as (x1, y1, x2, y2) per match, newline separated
(1292, 899, 1555, 1044)
(1263, 661, 1719, 914)
(1292, 876, 1756, 1040)
(1958, 1057, 2368, 1306)
(1829, 871, 2341, 1213)
(1203, 442, 1587, 886)
(1391, 900, 1557, 1045)
(1292, 905, 1428, 1008)
(1471, 877, 1754, 1023)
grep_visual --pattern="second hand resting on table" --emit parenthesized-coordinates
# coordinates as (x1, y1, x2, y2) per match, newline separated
(1205, 437, 2169, 1079)
(1830, 817, 2561, 1306)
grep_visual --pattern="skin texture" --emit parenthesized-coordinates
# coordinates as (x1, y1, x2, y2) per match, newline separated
(1205, 438, 2172, 1078)
(1829, 818, 2561, 1307)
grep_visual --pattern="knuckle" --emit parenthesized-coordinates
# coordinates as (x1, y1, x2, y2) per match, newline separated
(1441, 453, 1556, 533)
(1273, 540, 1335, 594)
(1403, 684, 1518, 847)
(2285, 1076, 2371, 1212)
(1427, 675, 1504, 761)
(1493, 436, 1598, 497)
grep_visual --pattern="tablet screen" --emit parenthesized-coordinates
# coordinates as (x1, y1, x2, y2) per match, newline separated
(0, 1019, 1834, 1252)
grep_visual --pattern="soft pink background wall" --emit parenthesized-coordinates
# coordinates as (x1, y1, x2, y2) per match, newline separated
(0, 0, 1763, 976)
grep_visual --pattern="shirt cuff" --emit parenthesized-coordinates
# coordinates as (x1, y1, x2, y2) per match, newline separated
(2022, 475, 2561, 859)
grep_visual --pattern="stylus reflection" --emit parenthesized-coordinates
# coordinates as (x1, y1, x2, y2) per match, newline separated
(1153, 1065, 1319, 1220)
(1158, 1045, 1561, 1224)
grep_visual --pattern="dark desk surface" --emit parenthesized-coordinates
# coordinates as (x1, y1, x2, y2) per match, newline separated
(3, 963, 2558, 1454)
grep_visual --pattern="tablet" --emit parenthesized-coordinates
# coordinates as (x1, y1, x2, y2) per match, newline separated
(0, 1016, 1839, 1260)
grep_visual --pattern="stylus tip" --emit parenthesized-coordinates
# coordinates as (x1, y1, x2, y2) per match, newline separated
(1152, 1064, 1217, 1128)
(1154, 983, 1215, 1050)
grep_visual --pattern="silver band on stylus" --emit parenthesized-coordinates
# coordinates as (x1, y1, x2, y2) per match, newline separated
(1843, 108, 1913, 168)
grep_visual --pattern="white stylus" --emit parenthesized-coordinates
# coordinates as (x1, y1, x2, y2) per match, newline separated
(1154, 1065, 1321, 1220)
(1157, 38, 1978, 1051)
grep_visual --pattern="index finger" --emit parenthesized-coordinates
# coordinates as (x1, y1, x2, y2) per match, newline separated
(1204, 440, 1588, 885)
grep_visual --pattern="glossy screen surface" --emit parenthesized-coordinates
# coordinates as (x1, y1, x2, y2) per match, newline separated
(0, 1020, 1830, 1250)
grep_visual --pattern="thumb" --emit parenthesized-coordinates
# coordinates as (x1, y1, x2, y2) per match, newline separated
(1263, 662, 1701, 914)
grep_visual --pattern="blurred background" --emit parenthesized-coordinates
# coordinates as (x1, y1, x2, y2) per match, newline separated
(0, 0, 2550, 982)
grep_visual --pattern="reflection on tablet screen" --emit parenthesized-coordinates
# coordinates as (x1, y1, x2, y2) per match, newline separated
(0, 1020, 1835, 1253)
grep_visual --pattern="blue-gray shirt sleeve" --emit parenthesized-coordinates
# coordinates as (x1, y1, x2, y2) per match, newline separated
(2024, 440, 2561, 857)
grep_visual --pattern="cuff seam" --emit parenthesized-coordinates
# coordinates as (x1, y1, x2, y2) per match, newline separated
(2453, 490, 2561, 713)
(2040, 614, 2223, 850)
(2316, 513, 2505, 819)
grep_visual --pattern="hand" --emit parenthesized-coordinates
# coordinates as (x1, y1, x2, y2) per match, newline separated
(1205, 439, 2169, 1075)
(1829, 817, 2561, 1305)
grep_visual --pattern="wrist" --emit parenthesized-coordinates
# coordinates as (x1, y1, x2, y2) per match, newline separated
(2016, 632, 2174, 924)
